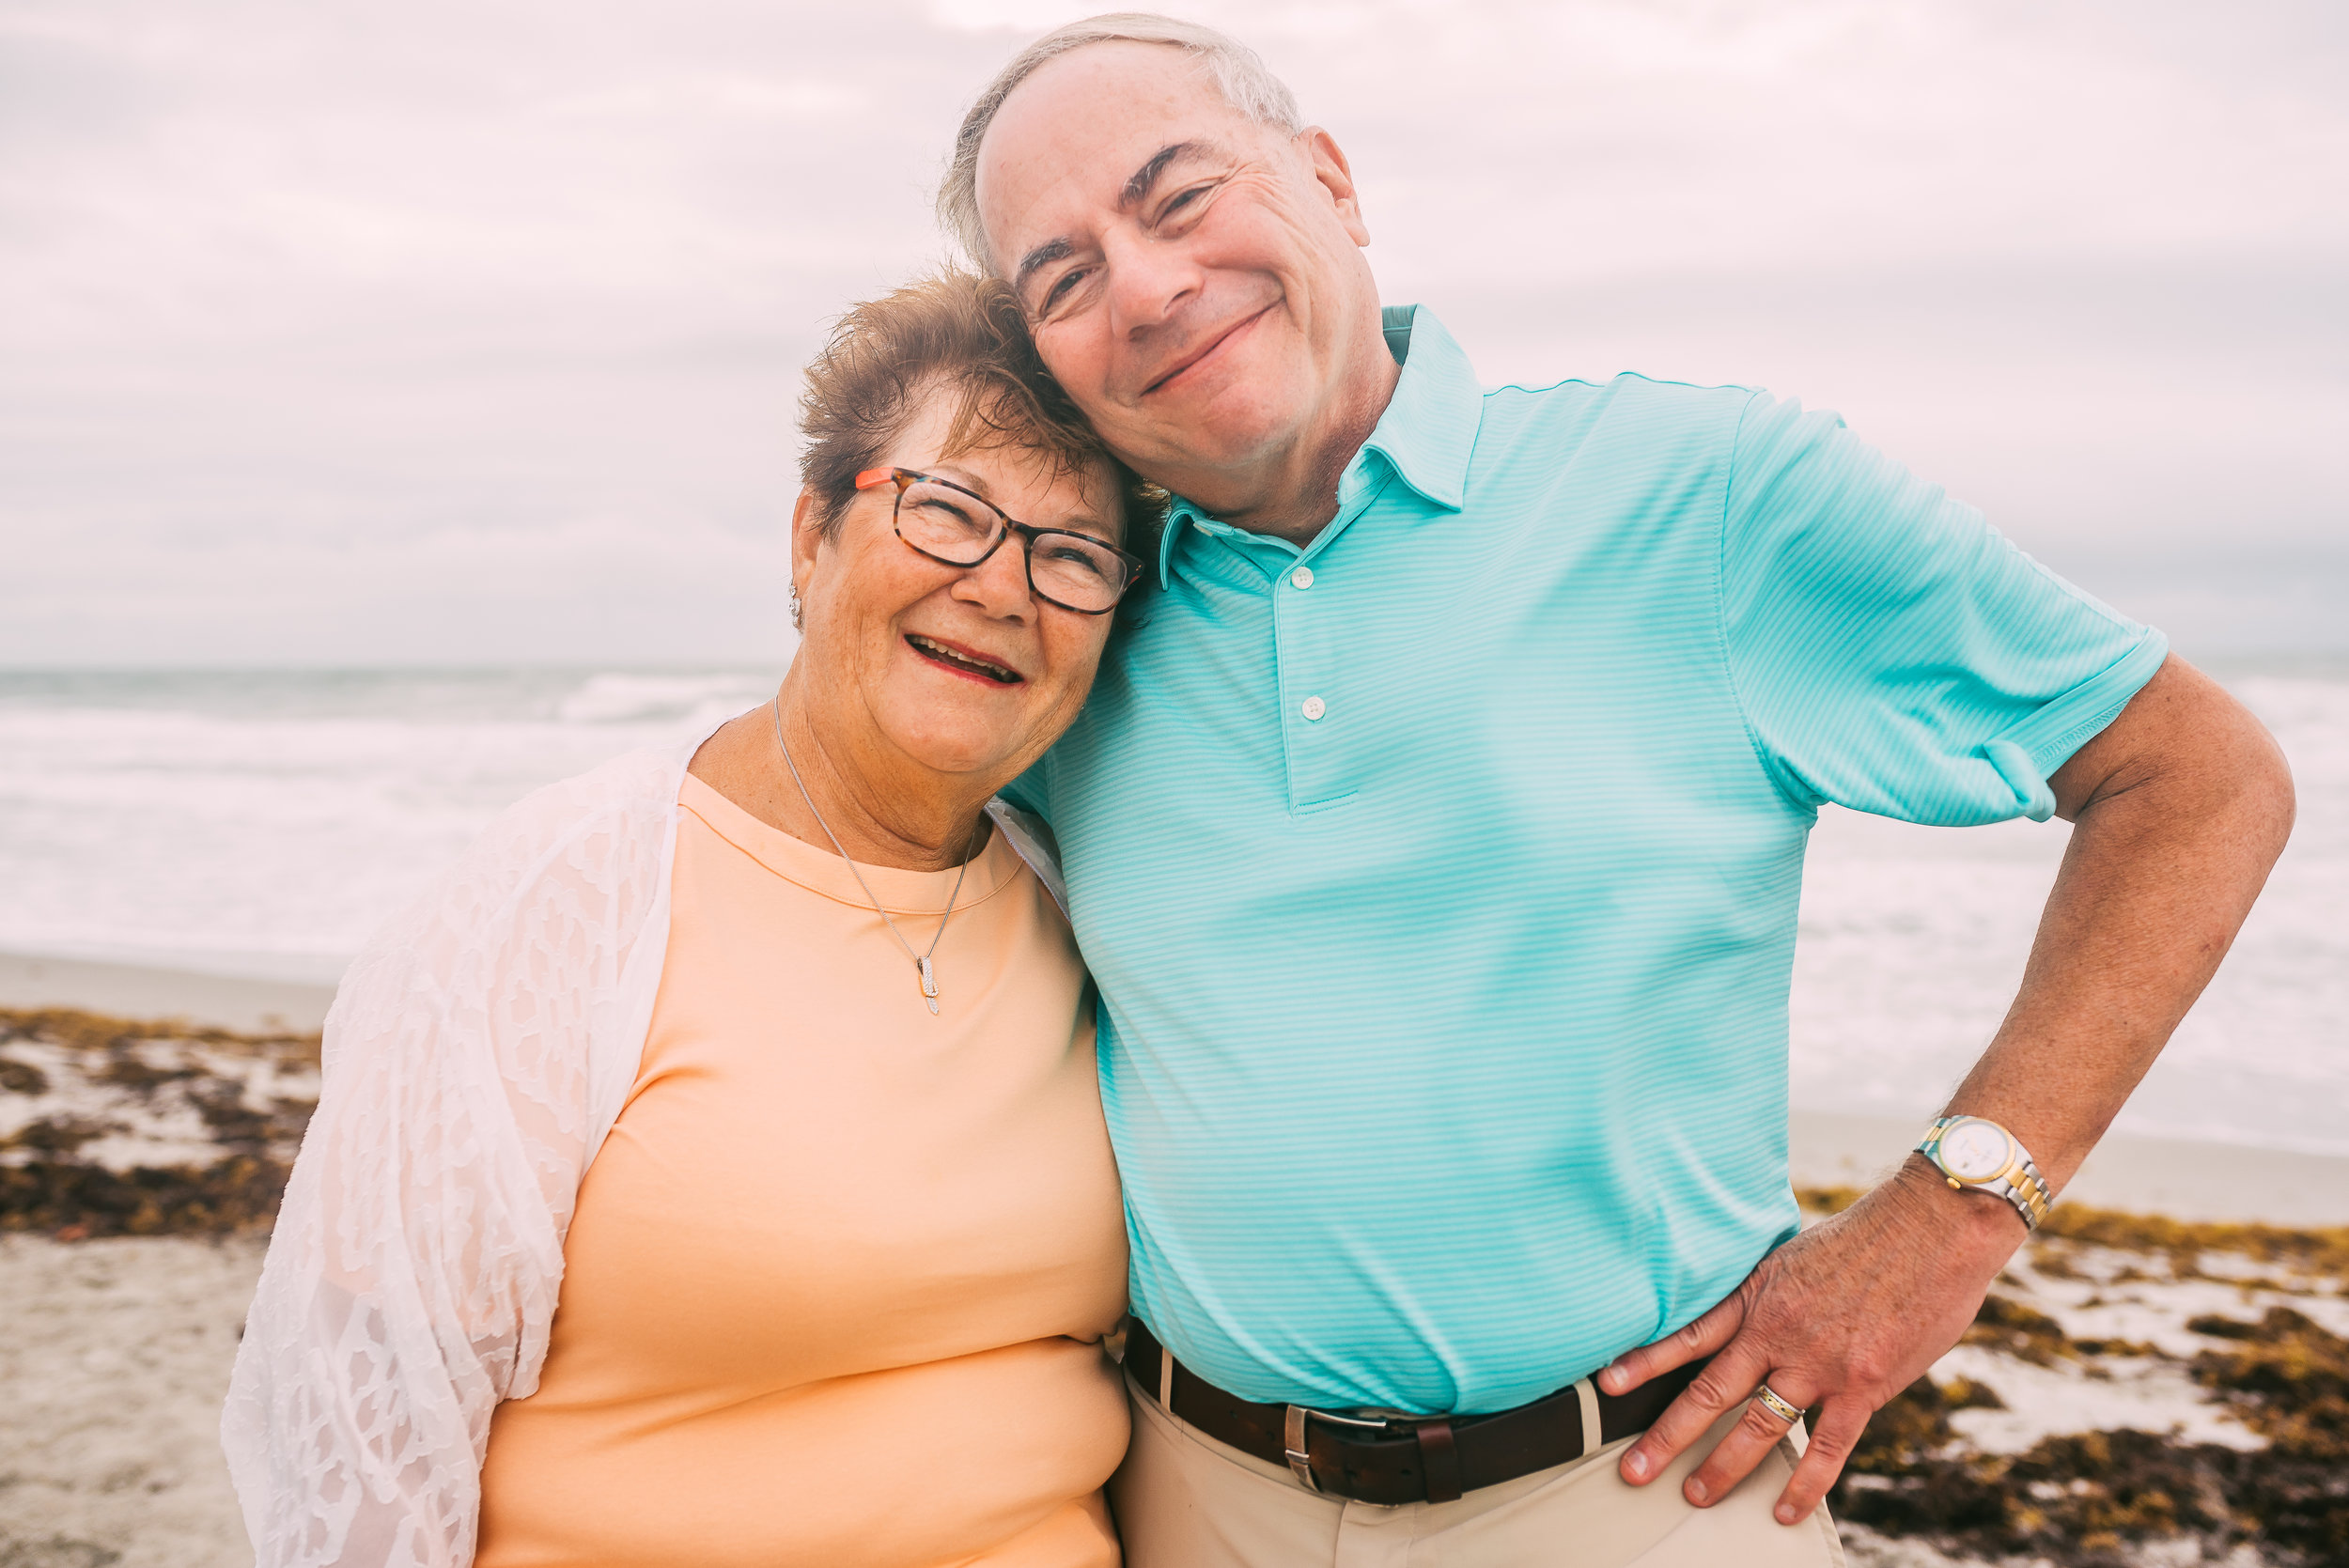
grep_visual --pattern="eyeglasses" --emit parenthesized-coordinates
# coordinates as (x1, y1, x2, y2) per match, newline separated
(854, 467, 1143, 616)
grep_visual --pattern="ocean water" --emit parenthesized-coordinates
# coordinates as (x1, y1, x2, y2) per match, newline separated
(2, 664, 2342, 1156)
(1795, 667, 2349, 1158)
(0, 669, 778, 985)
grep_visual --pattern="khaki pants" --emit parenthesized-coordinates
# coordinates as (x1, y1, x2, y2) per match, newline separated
(1110, 1374, 1847, 1568)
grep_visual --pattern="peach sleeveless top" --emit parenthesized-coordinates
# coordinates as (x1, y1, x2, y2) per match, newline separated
(474, 773, 1128, 1568)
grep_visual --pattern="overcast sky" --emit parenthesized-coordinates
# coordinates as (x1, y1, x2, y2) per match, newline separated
(5, 0, 2343, 667)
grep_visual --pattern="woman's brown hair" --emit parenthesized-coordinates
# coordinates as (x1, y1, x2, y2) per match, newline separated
(797, 271, 1162, 599)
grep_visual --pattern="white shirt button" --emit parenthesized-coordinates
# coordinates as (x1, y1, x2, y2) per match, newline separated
(1300, 696, 1327, 722)
(1290, 567, 1315, 589)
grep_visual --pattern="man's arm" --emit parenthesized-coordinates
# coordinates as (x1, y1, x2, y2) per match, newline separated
(1596, 654, 2295, 1525)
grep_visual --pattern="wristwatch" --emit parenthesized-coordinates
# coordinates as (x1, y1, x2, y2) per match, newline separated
(1915, 1115, 2052, 1230)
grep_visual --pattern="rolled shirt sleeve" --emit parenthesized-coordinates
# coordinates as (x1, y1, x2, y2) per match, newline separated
(1019, 318, 2181, 1415)
(1719, 393, 2167, 825)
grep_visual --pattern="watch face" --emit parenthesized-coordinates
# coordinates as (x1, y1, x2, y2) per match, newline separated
(1939, 1119, 2014, 1182)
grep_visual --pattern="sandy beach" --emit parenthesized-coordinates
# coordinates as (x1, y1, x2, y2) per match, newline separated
(1790, 1111, 2349, 1230)
(4, 970, 2344, 1567)
(0, 1233, 262, 1568)
(0, 953, 335, 1037)
(8, 946, 2336, 1223)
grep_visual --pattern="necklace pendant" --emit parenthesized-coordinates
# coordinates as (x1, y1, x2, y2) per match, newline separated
(772, 700, 962, 1022)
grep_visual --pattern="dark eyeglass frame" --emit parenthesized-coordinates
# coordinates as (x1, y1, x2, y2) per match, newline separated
(854, 466, 1145, 615)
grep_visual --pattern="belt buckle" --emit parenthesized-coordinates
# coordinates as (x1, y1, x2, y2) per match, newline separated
(1281, 1404, 1398, 1493)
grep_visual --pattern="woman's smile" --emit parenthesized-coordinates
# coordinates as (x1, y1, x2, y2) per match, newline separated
(904, 630, 1027, 686)
(238, 269, 1150, 1568)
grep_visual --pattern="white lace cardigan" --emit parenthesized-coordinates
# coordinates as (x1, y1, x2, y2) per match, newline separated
(220, 728, 1066, 1568)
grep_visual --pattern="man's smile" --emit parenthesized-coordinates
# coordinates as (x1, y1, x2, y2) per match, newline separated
(1140, 303, 1277, 398)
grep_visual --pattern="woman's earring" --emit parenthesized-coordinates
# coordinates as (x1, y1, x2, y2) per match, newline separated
(788, 582, 802, 632)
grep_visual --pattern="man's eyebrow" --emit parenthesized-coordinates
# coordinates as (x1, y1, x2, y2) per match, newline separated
(1120, 141, 1207, 210)
(1012, 141, 1220, 295)
(1014, 236, 1074, 294)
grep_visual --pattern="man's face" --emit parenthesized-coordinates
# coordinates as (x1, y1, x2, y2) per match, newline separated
(974, 42, 1377, 489)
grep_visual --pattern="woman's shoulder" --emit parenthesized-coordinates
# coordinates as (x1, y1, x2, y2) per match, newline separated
(451, 743, 688, 901)
(497, 742, 688, 848)
(332, 741, 692, 1027)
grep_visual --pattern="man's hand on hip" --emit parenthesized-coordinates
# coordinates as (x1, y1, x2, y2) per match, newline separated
(1596, 1164, 2021, 1524)
(1599, 655, 2295, 1528)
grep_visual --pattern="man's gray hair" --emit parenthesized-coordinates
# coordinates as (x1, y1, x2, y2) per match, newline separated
(938, 12, 1303, 272)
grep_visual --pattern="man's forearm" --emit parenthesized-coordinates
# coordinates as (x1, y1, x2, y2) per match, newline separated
(1603, 655, 2295, 1524)
(1941, 656, 2295, 1190)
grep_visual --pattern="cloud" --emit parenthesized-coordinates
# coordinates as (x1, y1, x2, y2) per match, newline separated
(3, 0, 2343, 664)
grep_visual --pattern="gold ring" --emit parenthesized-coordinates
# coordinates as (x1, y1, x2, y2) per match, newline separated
(1751, 1384, 1803, 1425)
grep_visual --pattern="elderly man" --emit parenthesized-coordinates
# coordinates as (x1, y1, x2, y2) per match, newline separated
(941, 15, 2295, 1566)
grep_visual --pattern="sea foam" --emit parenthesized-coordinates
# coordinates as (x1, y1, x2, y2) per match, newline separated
(1, 665, 2340, 1153)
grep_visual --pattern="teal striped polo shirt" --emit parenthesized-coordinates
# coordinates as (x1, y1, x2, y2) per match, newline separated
(1007, 305, 2166, 1416)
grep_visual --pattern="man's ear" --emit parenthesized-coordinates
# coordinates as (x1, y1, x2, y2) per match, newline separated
(1299, 127, 1371, 247)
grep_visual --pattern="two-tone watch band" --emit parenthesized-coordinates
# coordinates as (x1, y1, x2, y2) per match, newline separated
(1916, 1114, 2054, 1230)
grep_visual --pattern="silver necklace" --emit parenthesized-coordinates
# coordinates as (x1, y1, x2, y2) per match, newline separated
(770, 697, 970, 1015)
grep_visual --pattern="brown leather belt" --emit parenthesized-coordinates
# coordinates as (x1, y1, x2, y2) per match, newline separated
(1124, 1320, 1705, 1506)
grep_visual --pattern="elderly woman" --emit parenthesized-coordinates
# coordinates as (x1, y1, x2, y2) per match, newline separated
(223, 272, 1157, 1568)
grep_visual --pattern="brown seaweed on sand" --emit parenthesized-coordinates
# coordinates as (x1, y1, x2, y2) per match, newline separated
(1797, 1189, 2349, 1566)
(0, 1155, 291, 1239)
(0, 1007, 317, 1239)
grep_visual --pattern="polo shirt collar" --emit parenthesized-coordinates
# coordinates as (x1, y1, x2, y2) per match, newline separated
(1361, 303, 1479, 513)
(1157, 303, 1482, 583)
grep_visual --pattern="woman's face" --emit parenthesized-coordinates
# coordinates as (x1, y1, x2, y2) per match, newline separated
(791, 394, 1127, 788)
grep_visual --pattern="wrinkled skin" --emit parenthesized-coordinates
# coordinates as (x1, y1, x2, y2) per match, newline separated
(972, 38, 2298, 1528)
(975, 40, 1395, 543)
(1600, 655, 2292, 1523)
(693, 390, 1128, 871)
